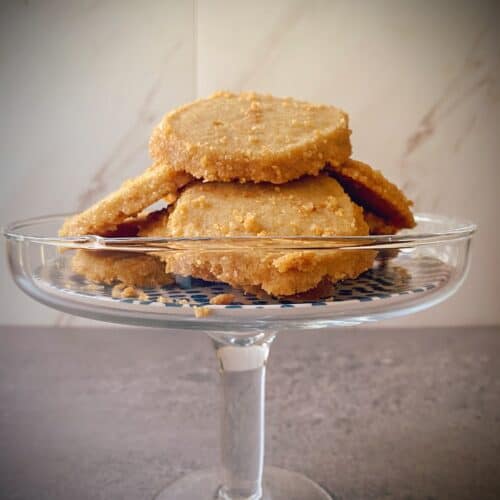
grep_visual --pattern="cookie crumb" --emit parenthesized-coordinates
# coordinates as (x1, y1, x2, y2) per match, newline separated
(194, 306, 212, 318)
(121, 286, 139, 298)
(112, 283, 126, 298)
(112, 284, 147, 300)
(157, 296, 173, 304)
(209, 293, 235, 305)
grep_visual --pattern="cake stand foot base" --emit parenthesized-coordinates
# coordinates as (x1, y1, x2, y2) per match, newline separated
(155, 466, 332, 500)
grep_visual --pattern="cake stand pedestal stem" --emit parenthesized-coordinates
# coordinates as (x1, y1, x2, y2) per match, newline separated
(211, 331, 275, 500)
(156, 330, 332, 500)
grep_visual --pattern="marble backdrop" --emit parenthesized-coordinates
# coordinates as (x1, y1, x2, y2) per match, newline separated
(1, 0, 498, 327)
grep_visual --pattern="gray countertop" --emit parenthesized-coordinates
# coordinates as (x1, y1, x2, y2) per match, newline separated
(1, 325, 499, 500)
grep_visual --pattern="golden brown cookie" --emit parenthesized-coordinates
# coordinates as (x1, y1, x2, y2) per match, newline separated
(363, 210, 399, 236)
(71, 250, 174, 287)
(243, 277, 335, 301)
(363, 211, 401, 260)
(142, 174, 367, 238)
(149, 91, 351, 184)
(327, 159, 415, 229)
(140, 175, 375, 296)
(152, 247, 374, 298)
(92, 208, 169, 237)
(59, 163, 192, 236)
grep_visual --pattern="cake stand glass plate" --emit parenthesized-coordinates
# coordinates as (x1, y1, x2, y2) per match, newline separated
(4, 213, 475, 500)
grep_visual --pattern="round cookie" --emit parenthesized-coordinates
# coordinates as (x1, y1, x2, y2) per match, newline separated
(363, 210, 399, 236)
(243, 278, 336, 301)
(140, 175, 376, 296)
(59, 163, 192, 237)
(71, 250, 174, 287)
(149, 91, 352, 184)
(327, 159, 415, 229)
(142, 174, 368, 238)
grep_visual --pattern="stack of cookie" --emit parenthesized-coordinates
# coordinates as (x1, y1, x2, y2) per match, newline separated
(61, 91, 414, 297)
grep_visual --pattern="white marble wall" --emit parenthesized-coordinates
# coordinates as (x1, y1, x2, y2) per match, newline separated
(0, 0, 196, 326)
(1, 0, 498, 327)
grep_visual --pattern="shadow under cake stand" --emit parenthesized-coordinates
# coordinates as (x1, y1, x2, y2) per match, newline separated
(4, 214, 475, 500)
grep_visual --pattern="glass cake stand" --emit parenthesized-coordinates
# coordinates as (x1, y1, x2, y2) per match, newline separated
(4, 213, 475, 500)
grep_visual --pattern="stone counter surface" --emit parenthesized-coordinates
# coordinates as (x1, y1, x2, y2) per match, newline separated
(0, 325, 499, 500)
